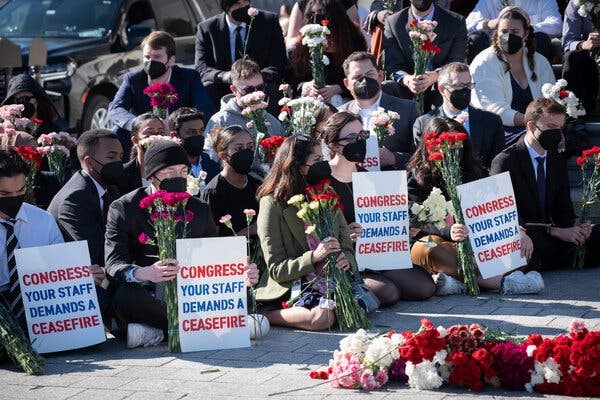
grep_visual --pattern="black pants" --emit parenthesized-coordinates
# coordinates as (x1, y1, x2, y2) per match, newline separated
(112, 283, 167, 334)
(467, 31, 553, 64)
(563, 50, 599, 115)
(527, 224, 600, 270)
(381, 80, 442, 113)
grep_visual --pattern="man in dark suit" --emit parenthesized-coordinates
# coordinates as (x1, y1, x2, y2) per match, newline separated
(490, 98, 600, 270)
(48, 129, 124, 324)
(105, 141, 258, 348)
(194, 0, 287, 113)
(338, 51, 420, 170)
(413, 62, 504, 168)
(108, 31, 215, 158)
(383, 0, 467, 111)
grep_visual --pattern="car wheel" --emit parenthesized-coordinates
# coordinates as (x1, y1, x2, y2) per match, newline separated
(83, 94, 114, 131)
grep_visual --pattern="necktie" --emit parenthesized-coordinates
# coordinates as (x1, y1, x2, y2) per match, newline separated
(102, 192, 110, 224)
(2, 220, 23, 319)
(234, 26, 244, 60)
(535, 156, 546, 221)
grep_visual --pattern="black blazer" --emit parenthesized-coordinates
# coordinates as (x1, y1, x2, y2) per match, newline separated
(199, 152, 221, 185)
(48, 171, 119, 266)
(383, 6, 467, 76)
(104, 187, 217, 282)
(194, 11, 287, 105)
(117, 158, 143, 196)
(490, 136, 576, 228)
(33, 171, 61, 210)
(413, 106, 504, 168)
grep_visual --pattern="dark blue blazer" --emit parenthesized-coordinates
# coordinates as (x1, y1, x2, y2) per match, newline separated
(200, 152, 221, 185)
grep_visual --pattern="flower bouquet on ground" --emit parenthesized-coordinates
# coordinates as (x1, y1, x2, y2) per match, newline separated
(143, 82, 178, 119)
(0, 302, 44, 375)
(299, 20, 331, 88)
(287, 179, 370, 331)
(279, 96, 325, 137)
(15, 146, 43, 203)
(138, 190, 194, 352)
(368, 108, 398, 144)
(423, 131, 479, 295)
(259, 135, 285, 163)
(410, 186, 455, 248)
(37, 131, 77, 185)
(572, 146, 600, 268)
(407, 19, 440, 113)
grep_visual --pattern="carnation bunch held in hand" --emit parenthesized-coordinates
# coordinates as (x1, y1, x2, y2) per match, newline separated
(368, 107, 399, 143)
(279, 96, 325, 137)
(138, 190, 194, 352)
(143, 82, 178, 119)
(287, 179, 370, 331)
(239, 91, 269, 150)
(37, 131, 77, 184)
(541, 79, 586, 119)
(572, 146, 600, 268)
(299, 20, 331, 88)
(424, 131, 479, 295)
(15, 146, 43, 202)
(407, 19, 440, 113)
(259, 135, 285, 163)
(410, 187, 454, 231)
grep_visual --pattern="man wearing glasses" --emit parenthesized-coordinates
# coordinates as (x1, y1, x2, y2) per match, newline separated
(339, 51, 420, 170)
(413, 62, 504, 169)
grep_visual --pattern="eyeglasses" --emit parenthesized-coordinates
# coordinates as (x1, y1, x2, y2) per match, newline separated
(445, 83, 475, 91)
(236, 84, 266, 94)
(333, 130, 370, 143)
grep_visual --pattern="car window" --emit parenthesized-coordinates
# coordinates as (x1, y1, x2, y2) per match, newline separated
(150, 0, 193, 37)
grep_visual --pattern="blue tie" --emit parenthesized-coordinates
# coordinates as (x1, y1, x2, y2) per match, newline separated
(535, 157, 546, 221)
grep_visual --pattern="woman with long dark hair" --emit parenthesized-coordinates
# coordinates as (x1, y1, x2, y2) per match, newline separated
(407, 116, 543, 295)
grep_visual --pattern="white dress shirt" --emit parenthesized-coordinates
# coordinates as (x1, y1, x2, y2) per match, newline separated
(0, 203, 64, 290)
(524, 134, 547, 180)
(226, 15, 247, 62)
(358, 92, 383, 130)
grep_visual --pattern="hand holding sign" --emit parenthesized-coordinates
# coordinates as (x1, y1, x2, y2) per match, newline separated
(245, 262, 260, 286)
(450, 224, 469, 242)
(89, 264, 105, 285)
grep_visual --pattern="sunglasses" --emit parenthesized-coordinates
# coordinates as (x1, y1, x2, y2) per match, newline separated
(333, 130, 370, 143)
(236, 84, 266, 94)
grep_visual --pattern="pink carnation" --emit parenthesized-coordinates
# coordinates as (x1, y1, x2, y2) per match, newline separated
(138, 232, 148, 244)
(248, 7, 258, 17)
(243, 209, 256, 217)
(219, 214, 232, 224)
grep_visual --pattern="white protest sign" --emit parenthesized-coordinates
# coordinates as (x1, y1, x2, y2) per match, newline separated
(361, 135, 381, 171)
(176, 236, 250, 352)
(353, 170, 411, 271)
(457, 172, 526, 279)
(14, 241, 105, 353)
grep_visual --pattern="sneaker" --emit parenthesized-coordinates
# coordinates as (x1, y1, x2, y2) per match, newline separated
(127, 323, 164, 349)
(433, 273, 466, 296)
(501, 270, 544, 295)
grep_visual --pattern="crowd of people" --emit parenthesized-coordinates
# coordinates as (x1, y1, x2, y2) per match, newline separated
(0, 0, 598, 349)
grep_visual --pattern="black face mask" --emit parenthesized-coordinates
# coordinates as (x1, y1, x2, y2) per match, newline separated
(227, 148, 254, 175)
(449, 87, 471, 111)
(342, 139, 367, 163)
(499, 33, 523, 55)
(306, 160, 332, 185)
(313, 12, 328, 24)
(183, 135, 205, 157)
(0, 194, 25, 219)
(353, 77, 380, 100)
(231, 5, 251, 23)
(411, 0, 433, 12)
(158, 176, 187, 193)
(535, 126, 562, 152)
(93, 158, 125, 186)
(143, 60, 167, 80)
(13, 101, 36, 119)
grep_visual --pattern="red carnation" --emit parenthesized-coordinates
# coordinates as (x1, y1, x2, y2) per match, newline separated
(577, 156, 587, 166)
(309, 370, 319, 379)
(559, 90, 569, 99)
(428, 152, 443, 161)
(33, 118, 43, 125)
(321, 19, 329, 26)
(16, 146, 43, 169)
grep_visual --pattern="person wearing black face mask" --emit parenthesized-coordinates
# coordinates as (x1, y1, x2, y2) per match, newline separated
(105, 140, 259, 348)
(0, 148, 64, 329)
(490, 98, 600, 271)
(168, 107, 221, 189)
(413, 62, 504, 169)
(201, 125, 260, 237)
(340, 52, 420, 171)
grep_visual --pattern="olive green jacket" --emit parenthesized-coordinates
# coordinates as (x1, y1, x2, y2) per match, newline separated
(255, 195, 357, 302)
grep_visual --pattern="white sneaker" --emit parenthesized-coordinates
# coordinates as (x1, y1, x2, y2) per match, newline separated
(127, 323, 164, 349)
(501, 270, 544, 295)
(433, 273, 466, 296)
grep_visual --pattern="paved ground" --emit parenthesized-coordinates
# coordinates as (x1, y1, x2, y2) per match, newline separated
(1, 268, 598, 400)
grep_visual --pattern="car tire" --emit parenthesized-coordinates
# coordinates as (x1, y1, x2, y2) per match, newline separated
(83, 94, 114, 131)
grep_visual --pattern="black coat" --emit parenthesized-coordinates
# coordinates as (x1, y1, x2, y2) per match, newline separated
(104, 187, 217, 282)
(117, 158, 143, 196)
(490, 136, 576, 228)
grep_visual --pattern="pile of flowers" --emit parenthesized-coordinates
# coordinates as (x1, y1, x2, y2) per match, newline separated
(279, 96, 325, 137)
(37, 131, 77, 184)
(299, 20, 330, 88)
(407, 18, 440, 112)
(541, 79, 586, 119)
(368, 108, 398, 143)
(306, 318, 600, 397)
(259, 135, 285, 163)
(143, 82, 178, 119)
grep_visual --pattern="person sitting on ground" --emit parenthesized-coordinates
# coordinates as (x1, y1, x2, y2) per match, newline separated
(105, 141, 259, 348)
(323, 111, 435, 305)
(407, 116, 544, 295)
(470, 7, 555, 147)
(490, 97, 600, 270)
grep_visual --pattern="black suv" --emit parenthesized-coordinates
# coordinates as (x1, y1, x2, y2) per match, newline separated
(0, 0, 220, 132)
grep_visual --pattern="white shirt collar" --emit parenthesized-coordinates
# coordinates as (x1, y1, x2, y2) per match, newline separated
(414, 5, 435, 21)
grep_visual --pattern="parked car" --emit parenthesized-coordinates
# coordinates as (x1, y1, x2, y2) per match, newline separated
(0, 0, 220, 132)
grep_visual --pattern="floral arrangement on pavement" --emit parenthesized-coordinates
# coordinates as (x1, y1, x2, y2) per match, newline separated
(424, 131, 479, 295)
(37, 131, 77, 185)
(299, 20, 331, 88)
(572, 146, 600, 268)
(368, 108, 399, 144)
(407, 19, 440, 113)
(143, 82, 178, 119)
(287, 179, 370, 331)
(541, 79, 586, 119)
(298, 318, 600, 397)
(138, 190, 194, 352)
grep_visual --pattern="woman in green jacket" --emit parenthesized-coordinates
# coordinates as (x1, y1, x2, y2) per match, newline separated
(255, 136, 358, 331)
